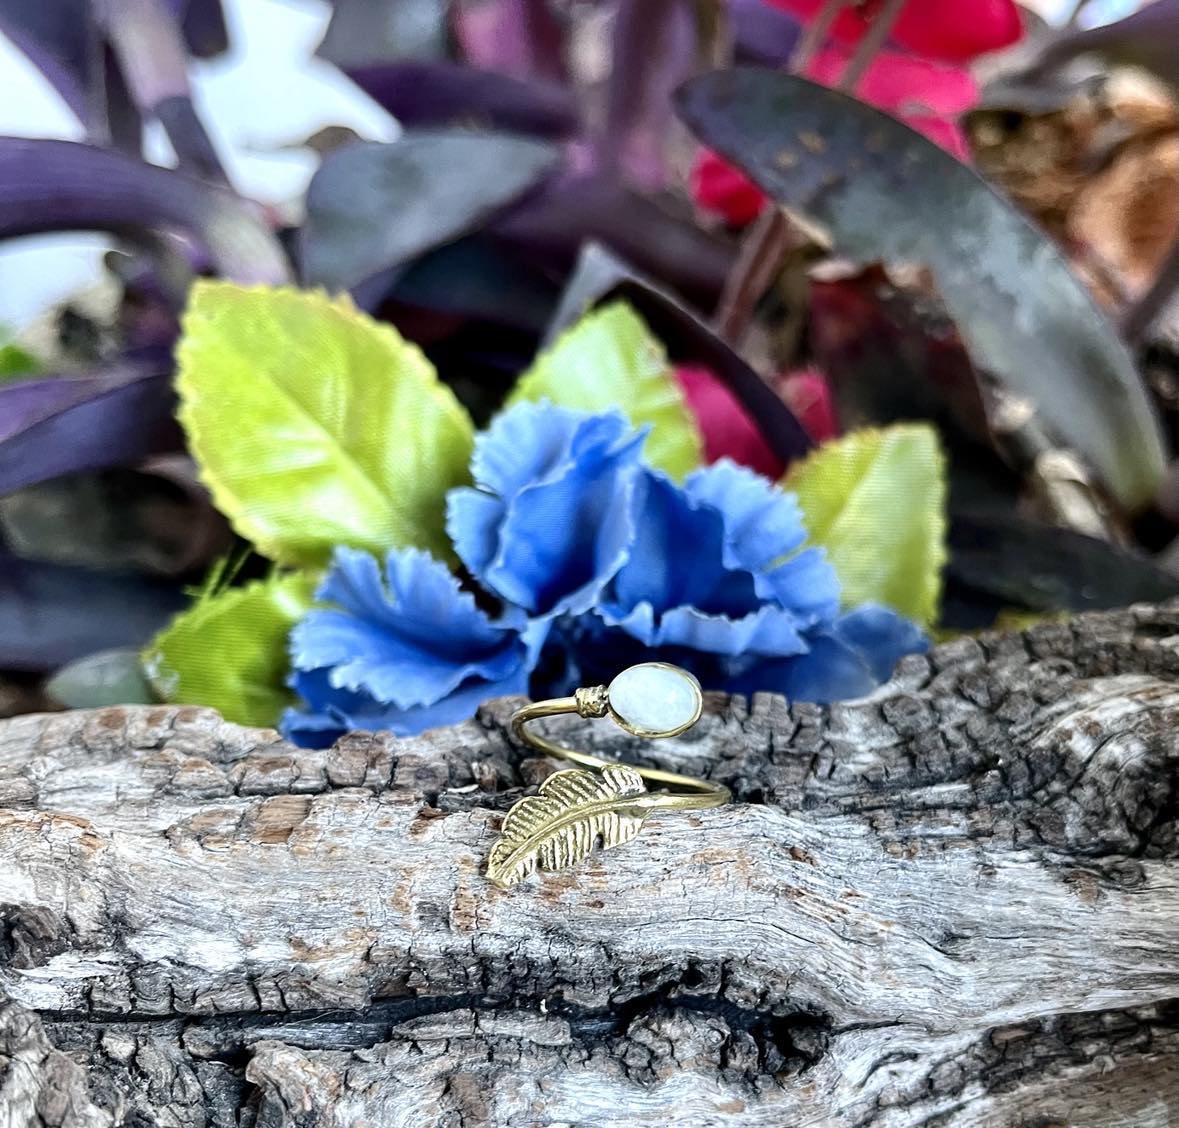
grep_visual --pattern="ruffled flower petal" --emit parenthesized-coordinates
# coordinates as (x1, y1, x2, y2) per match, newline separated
(683, 460, 841, 619)
(282, 663, 532, 745)
(726, 603, 928, 703)
(447, 401, 645, 616)
(605, 602, 810, 657)
(603, 469, 762, 624)
(290, 546, 528, 710)
(283, 546, 545, 743)
(600, 466, 842, 659)
(826, 603, 928, 684)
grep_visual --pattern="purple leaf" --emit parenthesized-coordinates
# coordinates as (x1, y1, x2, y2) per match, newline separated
(676, 68, 1167, 511)
(383, 235, 558, 334)
(453, 0, 567, 84)
(490, 170, 735, 309)
(0, 137, 291, 283)
(944, 510, 1179, 629)
(547, 243, 813, 464)
(728, 0, 802, 66)
(102, 43, 145, 154)
(300, 131, 560, 292)
(0, 0, 148, 151)
(0, 359, 180, 495)
(596, 0, 696, 189)
(170, 0, 228, 58)
(0, 550, 186, 671)
(0, 0, 98, 125)
(345, 60, 578, 138)
(316, 0, 449, 68)
(1, 458, 232, 577)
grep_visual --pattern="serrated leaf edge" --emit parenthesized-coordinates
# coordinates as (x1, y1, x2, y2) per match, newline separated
(786, 423, 948, 626)
(175, 280, 474, 566)
(508, 300, 703, 478)
(141, 570, 314, 713)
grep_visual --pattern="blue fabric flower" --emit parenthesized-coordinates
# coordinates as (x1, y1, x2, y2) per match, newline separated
(446, 401, 645, 617)
(722, 604, 928, 704)
(596, 461, 840, 657)
(281, 546, 544, 745)
(284, 407, 930, 746)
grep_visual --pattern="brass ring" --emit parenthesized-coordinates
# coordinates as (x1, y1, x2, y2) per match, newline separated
(487, 662, 731, 887)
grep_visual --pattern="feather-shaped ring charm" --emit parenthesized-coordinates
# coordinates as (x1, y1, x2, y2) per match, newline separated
(487, 663, 731, 887)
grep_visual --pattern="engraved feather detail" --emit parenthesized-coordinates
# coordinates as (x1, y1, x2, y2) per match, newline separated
(486, 765, 651, 887)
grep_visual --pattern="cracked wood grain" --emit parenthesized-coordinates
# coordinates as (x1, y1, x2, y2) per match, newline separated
(1, 603, 1178, 1126)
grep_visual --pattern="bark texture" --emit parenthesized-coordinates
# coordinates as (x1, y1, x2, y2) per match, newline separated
(1, 603, 1178, 1126)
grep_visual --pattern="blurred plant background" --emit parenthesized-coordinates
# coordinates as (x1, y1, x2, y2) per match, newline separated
(1, 0, 1177, 731)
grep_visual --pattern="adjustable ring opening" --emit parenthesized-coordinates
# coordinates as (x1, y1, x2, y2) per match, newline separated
(509, 662, 731, 811)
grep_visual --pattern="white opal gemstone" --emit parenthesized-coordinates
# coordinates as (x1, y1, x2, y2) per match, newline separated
(608, 663, 702, 736)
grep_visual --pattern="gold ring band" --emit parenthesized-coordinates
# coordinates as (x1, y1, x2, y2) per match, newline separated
(488, 662, 731, 887)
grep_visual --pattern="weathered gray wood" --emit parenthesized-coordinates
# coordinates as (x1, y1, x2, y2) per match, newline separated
(2, 603, 1178, 1126)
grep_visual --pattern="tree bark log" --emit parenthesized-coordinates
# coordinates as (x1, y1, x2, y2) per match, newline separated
(2, 604, 1178, 1126)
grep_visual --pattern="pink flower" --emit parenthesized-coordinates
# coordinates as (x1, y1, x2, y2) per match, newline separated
(806, 47, 978, 118)
(690, 47, 978, 224)
(675, 363, 840, 477)
(776, 367, 839, 443)
(768, 0, 1022, 63)
(675, 364, 786, 479)
(690, 151, 770, 228)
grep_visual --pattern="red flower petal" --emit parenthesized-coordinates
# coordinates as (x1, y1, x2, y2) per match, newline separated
(807, 46, 978, 116)
(776, 367, 839, 443)
(675, 364, 786, 478)
(688, 40, 979, 222)
(891, 0, 1023, 62)
(690, 149, 769, 226)
(769, 0, 1022, 61)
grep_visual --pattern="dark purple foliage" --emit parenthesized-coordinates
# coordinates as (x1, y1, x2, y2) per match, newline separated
(0, 360, 181, 495)
(549, 243, 813, 464)
(345, 61, 579, 138)
(300, 131, 560, 291)
(0, 137, 290, 283)
(0, 551, 187, 670)
(676, 67, 1166, 510)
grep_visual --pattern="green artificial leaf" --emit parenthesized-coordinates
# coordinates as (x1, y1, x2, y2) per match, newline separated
(508, 300, 702, 478)
(786, 424, 947, 626)
(143, 571, 317, 727)
(177, 281, 475, 567)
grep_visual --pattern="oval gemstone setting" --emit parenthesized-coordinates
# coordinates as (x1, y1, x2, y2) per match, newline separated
(607, 663, 703, 737)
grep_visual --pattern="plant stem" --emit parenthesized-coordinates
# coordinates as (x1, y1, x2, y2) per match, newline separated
(714, 0, 852, 343)
(692, 0, 732, 69)
(836, 0, 907, 92)
(713, 209, 798, 343)
(788, 0, 847, 74)
(597, 0, 681, 183)
(96, 0, 228, 184)
(714, 0, 908, 344)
